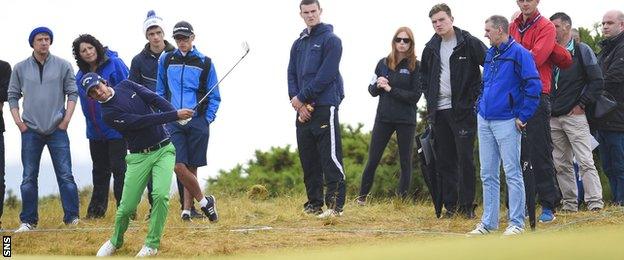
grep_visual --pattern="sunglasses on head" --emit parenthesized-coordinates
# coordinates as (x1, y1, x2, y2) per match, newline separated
(394, 37, 411, 44)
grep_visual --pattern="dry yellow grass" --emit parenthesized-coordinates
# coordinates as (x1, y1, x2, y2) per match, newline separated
(2, 193, 623, 258)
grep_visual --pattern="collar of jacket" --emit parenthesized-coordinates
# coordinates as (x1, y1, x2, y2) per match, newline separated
(600, 31, 624, 50)
(425, 26, 467, 51)
(493, 36, 516, 58)
(299, 23, 333, 39)
(173, 46, 199, 57)
(142, 40, 175, 58)
(514, 10, 542, 30)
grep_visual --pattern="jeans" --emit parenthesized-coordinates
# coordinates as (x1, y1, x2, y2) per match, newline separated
(20, 128, 80, 224)
(595, 130, 624, 205)
(478, 115, 525, 229)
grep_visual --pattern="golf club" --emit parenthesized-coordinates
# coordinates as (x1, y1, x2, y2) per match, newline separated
(178, 41, 251, 125)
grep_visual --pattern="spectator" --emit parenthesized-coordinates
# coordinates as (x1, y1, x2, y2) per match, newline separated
(8, 26, 80, 232)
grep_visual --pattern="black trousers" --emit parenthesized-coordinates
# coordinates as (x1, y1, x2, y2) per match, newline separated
(87, 139, 127, 218)
(297, 106, 346, 211)
(359, 121, 415, 199)
(0, 133, 5, 220)
(433, 109, 476, 213)
(525, 95, 561, 210)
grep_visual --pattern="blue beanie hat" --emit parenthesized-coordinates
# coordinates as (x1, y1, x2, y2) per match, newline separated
(29, 27, 53, 47)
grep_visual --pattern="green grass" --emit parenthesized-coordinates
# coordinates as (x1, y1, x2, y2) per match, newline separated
(2, 192, 623, 259)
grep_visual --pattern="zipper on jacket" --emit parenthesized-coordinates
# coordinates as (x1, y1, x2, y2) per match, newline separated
(180, 62, 185, 110)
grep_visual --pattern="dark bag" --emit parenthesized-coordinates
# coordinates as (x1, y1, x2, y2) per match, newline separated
(574, 42, 618, 119)
(594, 91, 617, 118)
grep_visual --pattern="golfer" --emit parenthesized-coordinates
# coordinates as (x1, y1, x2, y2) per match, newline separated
(83, 72, 200, 257)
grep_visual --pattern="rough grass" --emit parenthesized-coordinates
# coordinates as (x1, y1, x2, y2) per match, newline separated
(2, 193, 623, 258)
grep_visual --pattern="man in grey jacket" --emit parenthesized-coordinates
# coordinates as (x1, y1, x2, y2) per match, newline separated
(8, 26, 80, 232)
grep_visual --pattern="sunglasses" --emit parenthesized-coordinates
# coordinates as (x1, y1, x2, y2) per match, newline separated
(394, 37, 412, 44)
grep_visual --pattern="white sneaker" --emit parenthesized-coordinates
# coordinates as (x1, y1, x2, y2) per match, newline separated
(466, 223, 491, 236)
(502, 225, 524, 236)
(136, 245, 158, 257)
(317, 209, 343, 219)
(67, 217, 80, 225)
(96, 240, 116, 257)
(14, 223, 35, 233)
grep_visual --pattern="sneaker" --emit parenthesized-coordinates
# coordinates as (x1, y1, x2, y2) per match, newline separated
(67, 217, 80, 225)
(14, 223, 35, 233)
(200, 195, 218, 222)
(190, 207, 207, 219)
(317, 209, 343, 219)
(502, 225, 525, 236)
(302, 204, 323, 215)
(355, 196, 366, 206)
(466, 223, 491, 236)
(96, 240, 116, 257)
(181, 212, 191, 222)
(136, 245, 158, 257)
(539, 208, 556, 223)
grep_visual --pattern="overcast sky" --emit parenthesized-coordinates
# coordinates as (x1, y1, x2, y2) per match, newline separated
(0, 0, 618, 196)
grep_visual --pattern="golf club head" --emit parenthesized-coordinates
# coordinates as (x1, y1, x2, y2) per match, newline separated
(242, 41, 250, 55)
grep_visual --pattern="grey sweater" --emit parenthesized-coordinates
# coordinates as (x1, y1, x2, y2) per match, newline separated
(8, 54, 77, 135)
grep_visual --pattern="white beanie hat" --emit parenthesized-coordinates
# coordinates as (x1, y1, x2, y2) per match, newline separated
(143, 10, 164, 35)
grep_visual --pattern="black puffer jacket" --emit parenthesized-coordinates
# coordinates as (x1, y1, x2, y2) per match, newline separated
(592, 32, 624, 131)
(420, 27, 487, 125)
(369, 58, 421, 125)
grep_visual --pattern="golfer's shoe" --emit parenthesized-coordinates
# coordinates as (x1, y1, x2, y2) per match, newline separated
(201, 195, 218, 222)
(502, 225, 525, 236)
(317, 209, 343, 219)
(466, 223, 491, 236)
(136, 245, 158, 257)
(96, 240, 116, 257)
(14, 223, 35, 233)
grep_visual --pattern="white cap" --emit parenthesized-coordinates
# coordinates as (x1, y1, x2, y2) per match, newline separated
(143, 10, 164, 35)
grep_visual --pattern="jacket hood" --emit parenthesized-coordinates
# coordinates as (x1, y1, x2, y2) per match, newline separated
(300, 23, 333, 38)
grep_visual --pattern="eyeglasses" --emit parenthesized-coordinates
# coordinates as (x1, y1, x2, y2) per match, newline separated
(394, 37, 412, 44)
(174, 36, 191, 42)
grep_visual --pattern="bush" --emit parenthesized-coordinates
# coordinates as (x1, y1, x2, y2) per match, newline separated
(208, 123, 431, 200)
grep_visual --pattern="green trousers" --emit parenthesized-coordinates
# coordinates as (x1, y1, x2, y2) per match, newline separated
(110, 143, 175, 249)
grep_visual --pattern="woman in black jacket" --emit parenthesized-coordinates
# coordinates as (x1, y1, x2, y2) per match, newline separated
(357, 27, 421, 204)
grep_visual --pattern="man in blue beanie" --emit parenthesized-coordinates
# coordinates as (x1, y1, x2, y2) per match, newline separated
(8, 26, 80, 232)
(28, 27, 53, 47)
